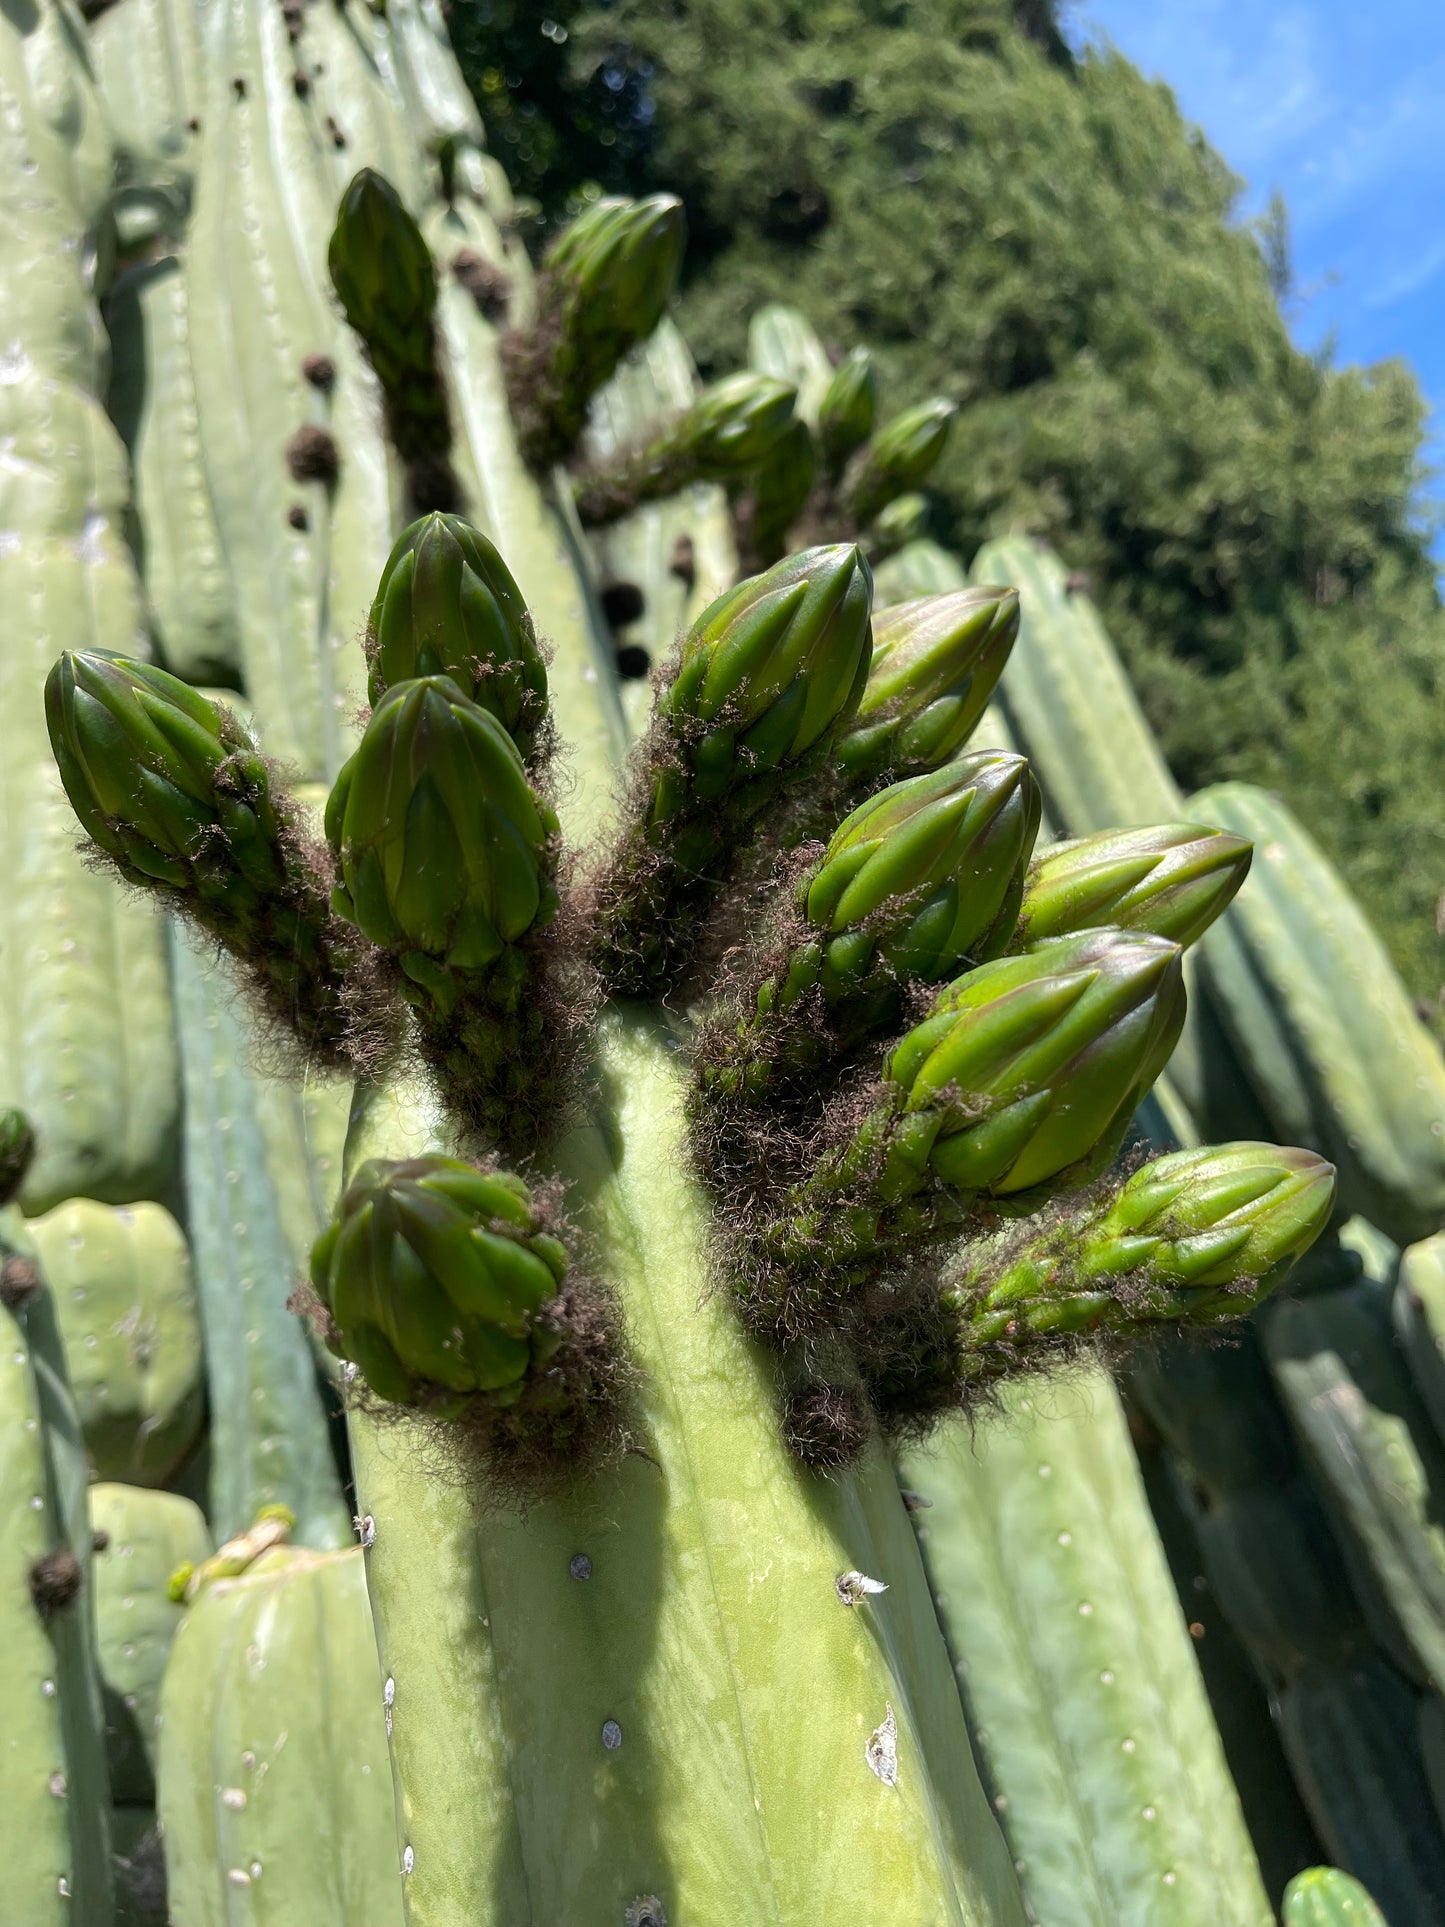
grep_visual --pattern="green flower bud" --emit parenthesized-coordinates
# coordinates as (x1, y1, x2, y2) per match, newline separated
(674, 372, 796, 476)
(366, 512, 549, 755)
(885, 929, 1186, 1196)
(326, 677, 558, 1004)
(960, 1141, 1336, 1349)
(838, 587, 1019, 781)
(818, 346, 878, 471)
(0, 1109, 36, 1207)
(660, 543, 874, 810)
(328, 169, 436, 348)
(544, 193, 685, 344)
(45, 651, 284, 901)
(512, 195, 687, 470)
(844, 397, 956, 526)
(310, 1156, 568, 1410)
(793, 752, 1041, 1002)
(868, 492, 929, 560)
(1017, 823, 1253, 950)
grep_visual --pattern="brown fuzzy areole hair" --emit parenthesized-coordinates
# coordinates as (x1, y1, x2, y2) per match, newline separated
(0, 1254, 40, 1310)
(29, 1546, 83, 1621)
(285, 423, 341, 487)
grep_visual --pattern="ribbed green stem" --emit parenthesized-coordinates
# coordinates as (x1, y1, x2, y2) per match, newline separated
(347, 1008, 1029, 1926)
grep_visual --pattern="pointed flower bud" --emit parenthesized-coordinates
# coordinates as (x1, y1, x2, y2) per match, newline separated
(675, 372, 796, 475)
(868, 492, 929, 560)
(544, 193, 685, 344)
(957, 1141, 1336, 1353)
(366, 512, 548, 756)
(309, 1156, 569, 1411)
(1018, 824, 1253, 950)
(46, 651, 285, 901)
(844, 397, 956, 527)
(838, 587, 1019, 781)
(795, 752, 1041, 1001)
(511, 195, 687, 468)
(885, 930, 1186, 1196)
(328, 169, 436, 348)
(594, 547, 875, 997)
(818, 346, 878, 471)
(46, 653, 388, 1069)
(326, 678, 558, 1006)
(660, 543, 874, 810)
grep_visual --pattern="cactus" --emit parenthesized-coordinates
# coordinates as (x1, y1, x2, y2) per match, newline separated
(1396, 1234, 1445, 1444)
(1265, 1279, 1445, 1694)
(31, 1197, 204, 1486)
(90, 1481, 210, 1804)
(6, 12, 1376, 1920)
(170, 926, 352, 1550)
(903, 1371, 1275, 1925)
(1282, 1867, 1390, 1926)
(157, 1536, 404, 1927)
(1189, 782, 1445, 1245)
(0, 1205, 114, 1923)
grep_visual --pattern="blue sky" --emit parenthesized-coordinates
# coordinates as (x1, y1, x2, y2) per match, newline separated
(1071, 0, 1445, 538)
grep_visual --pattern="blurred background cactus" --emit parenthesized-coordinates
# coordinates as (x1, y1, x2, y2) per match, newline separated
(1, 4, 1440, 1925)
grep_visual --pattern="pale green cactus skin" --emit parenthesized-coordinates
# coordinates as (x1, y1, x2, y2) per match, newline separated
(0, 1208, 114, 1924)
(747, 300, 836, 425)
(971, 537, 1184, 836)
(902, 1372, 1273, 1927)
(170, 925, 351, 1549)
(874, 537, 972, 602)
(106, 256, 243, 685)
(1190, 782, 1445, 1245)
(1266, 1280, 1445, 1697)
(1282, 1866, 1390, 1926)
(348, 1027, 1029, 1927)
(1396, 1233, 1445, 1446)
(0, 38, 179, 1217)
(158, 1545, 405, 1927)
(90, 1481, 211, 1804)
(582, 318, 741, 739)
(32, 1197, 204, 1486)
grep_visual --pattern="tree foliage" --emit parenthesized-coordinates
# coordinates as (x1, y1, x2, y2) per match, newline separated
(452, 0, 1445, 1010)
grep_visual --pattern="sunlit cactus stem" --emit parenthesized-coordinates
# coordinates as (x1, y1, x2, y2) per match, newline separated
(572, 372, 797, 527)
(45, 652, 389, 1070)
(325, 677, 568, 1152)
(503, 192, 687, 469)
(590, 545, 874, 998)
